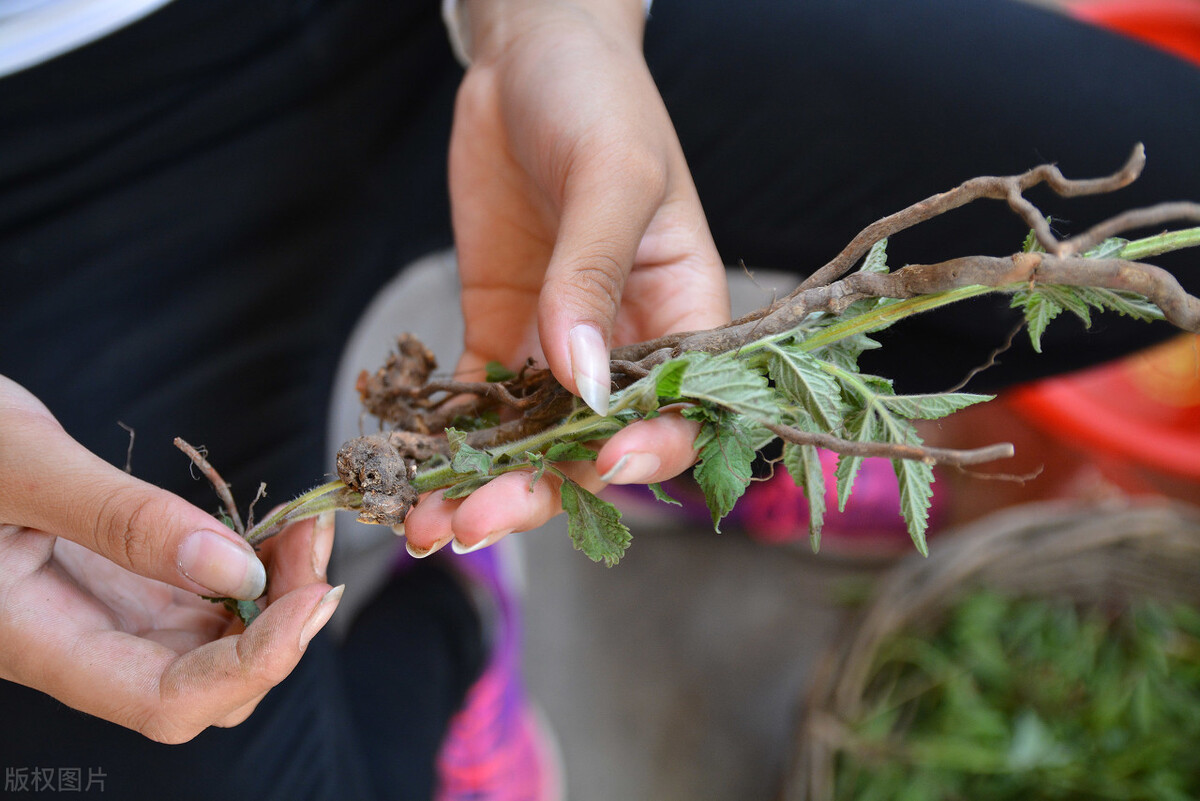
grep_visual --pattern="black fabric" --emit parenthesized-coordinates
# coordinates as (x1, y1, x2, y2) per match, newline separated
(0, 562, 485, 801)
(1, 0, 1198, 797)
(0, 1, 483, 799)
(646, 0, 1200, 392)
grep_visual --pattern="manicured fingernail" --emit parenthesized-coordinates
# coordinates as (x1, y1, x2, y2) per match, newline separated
(600, 452, 662, 484)
(451, 531, 504, 555)
(300, 584, 344, 650)
(311, 511, 335, 581)
(178, 529, 266, 600)
(568, 324, 611, 416)
(406, 536, 451, 559)
(391, 523, 405, 537)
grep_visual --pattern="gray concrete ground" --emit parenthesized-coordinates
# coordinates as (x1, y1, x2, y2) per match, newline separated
(521, 515, 865, 801)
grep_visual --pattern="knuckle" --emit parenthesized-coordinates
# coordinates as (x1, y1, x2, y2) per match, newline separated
(87, 489, 171, 570)
(564, 258, 626, 319)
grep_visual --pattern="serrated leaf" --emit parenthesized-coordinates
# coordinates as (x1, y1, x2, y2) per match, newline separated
(692, 413, 761, 531)
(1043, 285, 1094, 327)
(525, 452, 547, 487)
(446, 427, 492, 475)
(783, 442, 826, 553)
(677, 352, 779, 420)
(894, 454, 935, 557)
(1075, 287, 1164, 322)
(1082, 236, 1130, 260)
(860, 238, 890, 274)
(610, 357, 691, 415)
(680, 404, 720, 424)
(484, 360, 517, 382)
(834, 410, 880, 512)
(648, 482, 682, 507)
(878, 392, 994, 420)
(441, 475, 493, 499)
(653, 358, 689, 399)
(765, 345, 844, 431)
(543, 441, 598, 462)
(558, 477, 632, 566)
(1022, 218, 1051, 253)
(1011, 290, 1062, 353)
(816, 332, 882, 372)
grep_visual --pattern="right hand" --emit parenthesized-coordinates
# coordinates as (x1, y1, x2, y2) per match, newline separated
(0, 375, 341, 743)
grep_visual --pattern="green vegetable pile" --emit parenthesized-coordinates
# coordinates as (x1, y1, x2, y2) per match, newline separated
(834, 592, 1200, 800)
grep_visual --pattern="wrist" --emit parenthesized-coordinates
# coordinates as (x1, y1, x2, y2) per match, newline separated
(443, 0, 652, 66)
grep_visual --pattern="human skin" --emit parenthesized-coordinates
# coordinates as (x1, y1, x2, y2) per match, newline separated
(402, 0, 731, 556)
(0, 0, 728, 737)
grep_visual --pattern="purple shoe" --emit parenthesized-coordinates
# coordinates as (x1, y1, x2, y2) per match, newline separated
(430, 543, 564, 801)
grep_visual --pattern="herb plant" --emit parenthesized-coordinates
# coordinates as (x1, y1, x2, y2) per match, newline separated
(177, 146, 1200, 621)
(832, 592, 1200, 801)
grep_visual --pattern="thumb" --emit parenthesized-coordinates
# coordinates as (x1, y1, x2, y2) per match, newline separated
(537, 157, 664, 417)
(0, 377, 266, 600)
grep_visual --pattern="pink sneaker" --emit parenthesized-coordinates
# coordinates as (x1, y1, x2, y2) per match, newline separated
(432, 546, 564, 801)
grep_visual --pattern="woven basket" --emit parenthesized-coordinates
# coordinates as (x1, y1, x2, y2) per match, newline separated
(785, 499, 1200, 801)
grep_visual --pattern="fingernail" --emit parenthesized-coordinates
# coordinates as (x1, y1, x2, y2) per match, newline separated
(178, 529, 266, 600)
(600, 452, 662, 484)
(311, 511, 335, 581)
(451, 531, 505, 555)
(300, 584, 344, 650)
(568, 324, 611, 416)
(391, 523, 405, 538)
(406, 536, 451, 559)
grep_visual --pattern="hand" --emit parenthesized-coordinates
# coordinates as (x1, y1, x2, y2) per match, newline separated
(404, 0, 730, 554)
(0, 376, 342, 743)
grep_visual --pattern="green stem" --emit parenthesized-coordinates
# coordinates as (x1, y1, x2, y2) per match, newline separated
(412, 412, 621, 494)
(798, 286, 995, 353)
(1119, 226, 1200, 260)
(398, 227, 1200, 501)
(244, 479, 357, 546)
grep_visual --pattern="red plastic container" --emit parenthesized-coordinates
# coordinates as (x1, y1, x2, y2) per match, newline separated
(1008, 335, 1200, 486)
(1068, 0, 1200, 67)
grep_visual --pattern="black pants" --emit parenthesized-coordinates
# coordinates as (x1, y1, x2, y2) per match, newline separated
(1, 0, 1197, 798)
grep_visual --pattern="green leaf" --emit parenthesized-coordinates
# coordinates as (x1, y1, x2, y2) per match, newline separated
(441, 475, 493, 499)
(1022, 218, 1051, 253)
(1075, 286, 1164, 322)
(202, 595, 261, 626)
(837, 239, 898, 320)
(1010, 290, 1062, 353)
(648, 482, 682, 507)
(525, 452, 547, 488)
(815, 332, 882, 372)
(894, 449, 935, 557)
(1043, 285, 1094, 326)
(1012, 282, 1164, 354)
(692, 412, 766, 531)
(677, 352, 779, 420)
(783, 441, 826, 553)
(610, 357, 690, 415)
(878, 392, 994, 420)
(558, 476, 632, 566)
(860, 238, 890, 274)
(765, 345, 844, 431)
(1082, 236, 1130, 260)
(446, 427, 493, 475)
(653, 358, 690, 399)
(484, 360, 517, 382)
(543, 441, 598, 462)
(834, 409, 880, 512)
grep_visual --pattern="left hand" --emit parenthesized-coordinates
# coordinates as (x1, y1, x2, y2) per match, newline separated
(403, 0, 730, 554)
